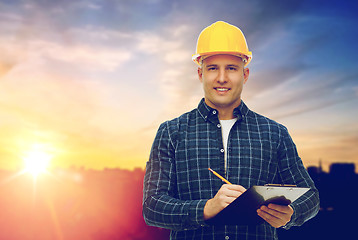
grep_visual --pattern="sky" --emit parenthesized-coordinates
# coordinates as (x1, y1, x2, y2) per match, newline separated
(0, 0, 357, 172)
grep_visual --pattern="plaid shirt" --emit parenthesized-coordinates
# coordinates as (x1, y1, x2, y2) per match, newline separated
(143, 99, 319, 240)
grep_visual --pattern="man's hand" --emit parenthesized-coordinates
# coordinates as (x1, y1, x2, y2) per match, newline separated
(203, 184, 246, 220)
(257, 204, 294, 228)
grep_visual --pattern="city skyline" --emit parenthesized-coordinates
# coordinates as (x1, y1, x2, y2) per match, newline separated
(0, 161, 356, 240)
(0, 0, 357, 171)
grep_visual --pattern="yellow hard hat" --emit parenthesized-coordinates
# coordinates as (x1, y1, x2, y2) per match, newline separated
(192, 21, 252, 67)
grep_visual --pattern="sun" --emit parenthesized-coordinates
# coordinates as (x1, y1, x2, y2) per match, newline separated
(23, 148, 53, 177)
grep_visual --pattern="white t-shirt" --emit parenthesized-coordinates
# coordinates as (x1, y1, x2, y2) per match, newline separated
(220, 118, 237, 171)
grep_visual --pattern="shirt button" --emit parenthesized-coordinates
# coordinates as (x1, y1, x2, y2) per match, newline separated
(212, 110, 217, 114)
(225, 236, 230, 240)
(217, 124, 221, 128)
(220, 149, 225, 153)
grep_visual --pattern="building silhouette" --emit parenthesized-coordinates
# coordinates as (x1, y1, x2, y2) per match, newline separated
(279, 162, 357, 240)
(0, 162, 356, 240)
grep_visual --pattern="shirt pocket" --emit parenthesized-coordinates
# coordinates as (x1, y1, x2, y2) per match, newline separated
(175, 139, 219, 200)
(229, 139, 278, 186)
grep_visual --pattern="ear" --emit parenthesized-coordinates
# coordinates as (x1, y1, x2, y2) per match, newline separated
(198, 67, 203, 83)
(243, 68, 249, 84)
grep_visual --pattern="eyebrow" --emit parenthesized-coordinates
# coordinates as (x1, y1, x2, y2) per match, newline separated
(226, 64, 240, 68)
(205, 64, 218, 68)
(205, 64, 240, 68)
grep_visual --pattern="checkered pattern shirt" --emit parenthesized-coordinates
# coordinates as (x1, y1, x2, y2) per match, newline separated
(143, 99, 319, 240)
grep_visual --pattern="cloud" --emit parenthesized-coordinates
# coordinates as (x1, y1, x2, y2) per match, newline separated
(134, 25, 192, 64)
(246, 69, 358, 120)
(136, 32, 180, 55)
(0, 37, 132, 75)
(33, 40, 132, 71)
(354, 87, 358, 97)
(0, 62, 16, 78)
(0, 18, 136, 74)
(0, 0, 357, 170)
(0, 3, 198, 126)
(245, 66, 304, 99)
(71, 0, 103, 10)
(0, 38, 26, 78)
(272, 97, 355, 120)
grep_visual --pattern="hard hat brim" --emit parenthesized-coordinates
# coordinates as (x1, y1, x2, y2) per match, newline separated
(192, 51, 252, 67)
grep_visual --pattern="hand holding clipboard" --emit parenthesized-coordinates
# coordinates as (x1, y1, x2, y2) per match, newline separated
(207, 168, 309, 225)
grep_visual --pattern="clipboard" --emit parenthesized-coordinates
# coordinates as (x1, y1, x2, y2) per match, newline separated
(206, 185, 309, 225)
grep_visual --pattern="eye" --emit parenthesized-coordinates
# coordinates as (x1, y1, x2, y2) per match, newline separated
(227, 66, 238, 71)
(207, 66, 218, 71)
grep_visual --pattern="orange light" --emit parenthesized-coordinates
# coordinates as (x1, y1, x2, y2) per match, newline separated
(23, 146, 53, 177)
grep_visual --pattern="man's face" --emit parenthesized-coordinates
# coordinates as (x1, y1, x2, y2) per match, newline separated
(198, 54, 249, 115)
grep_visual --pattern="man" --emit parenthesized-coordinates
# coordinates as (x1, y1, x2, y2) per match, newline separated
(143, 21, 319, 240)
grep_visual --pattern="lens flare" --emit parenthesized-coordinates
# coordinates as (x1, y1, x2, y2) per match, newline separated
(23, 149, 52, 177)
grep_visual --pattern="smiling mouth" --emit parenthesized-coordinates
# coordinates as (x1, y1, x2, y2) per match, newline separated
(214, 87, 230, 92)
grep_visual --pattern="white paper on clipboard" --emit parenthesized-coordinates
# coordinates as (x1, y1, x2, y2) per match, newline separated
(254, 185, 310, 203)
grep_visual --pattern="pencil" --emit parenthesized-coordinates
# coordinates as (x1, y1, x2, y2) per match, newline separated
(208, 168, 232, 185)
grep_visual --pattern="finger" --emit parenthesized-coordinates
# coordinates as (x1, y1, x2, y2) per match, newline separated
(227, 184, 247, 193)
(219, 185, 246, 197)
(259, 205, 284, 219)
(220, 190, 243, 200)
(265, 205, 293, 223)
(216, 191, 240, 204)
(258, 205, 291, 228)
(220, 185, 246, 198)
(257, 208, 281, 228)
(267, 204, 293, 214)
(225, 196, 239, 205)
(226, 192, 242, 199)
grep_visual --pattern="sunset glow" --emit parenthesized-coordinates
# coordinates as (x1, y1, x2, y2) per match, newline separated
(0, 0, 357, 172)
(23, 145, 53, 177)
(0, 1, 357, 240)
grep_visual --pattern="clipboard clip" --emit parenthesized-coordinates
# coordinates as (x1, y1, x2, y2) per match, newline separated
(264, 184, 297, 187)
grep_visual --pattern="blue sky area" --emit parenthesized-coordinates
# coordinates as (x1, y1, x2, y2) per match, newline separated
(0, 0, 357, 171)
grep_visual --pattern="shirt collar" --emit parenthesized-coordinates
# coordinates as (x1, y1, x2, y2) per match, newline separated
(197, 98, 250, 121)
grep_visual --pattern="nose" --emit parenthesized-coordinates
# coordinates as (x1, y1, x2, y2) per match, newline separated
(217, 68, 227, 84)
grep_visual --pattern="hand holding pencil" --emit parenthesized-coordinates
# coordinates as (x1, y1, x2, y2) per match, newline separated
(204, 168, 246, 220)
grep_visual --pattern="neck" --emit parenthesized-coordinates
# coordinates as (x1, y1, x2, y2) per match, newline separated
(218, 110, 236, 120)
(216, 104, 239, 120)
(205, 99, 241, 120)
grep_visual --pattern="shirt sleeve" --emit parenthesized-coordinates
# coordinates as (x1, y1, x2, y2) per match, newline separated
(142, 121, 207, 231)
(276, 125, 320, 229)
